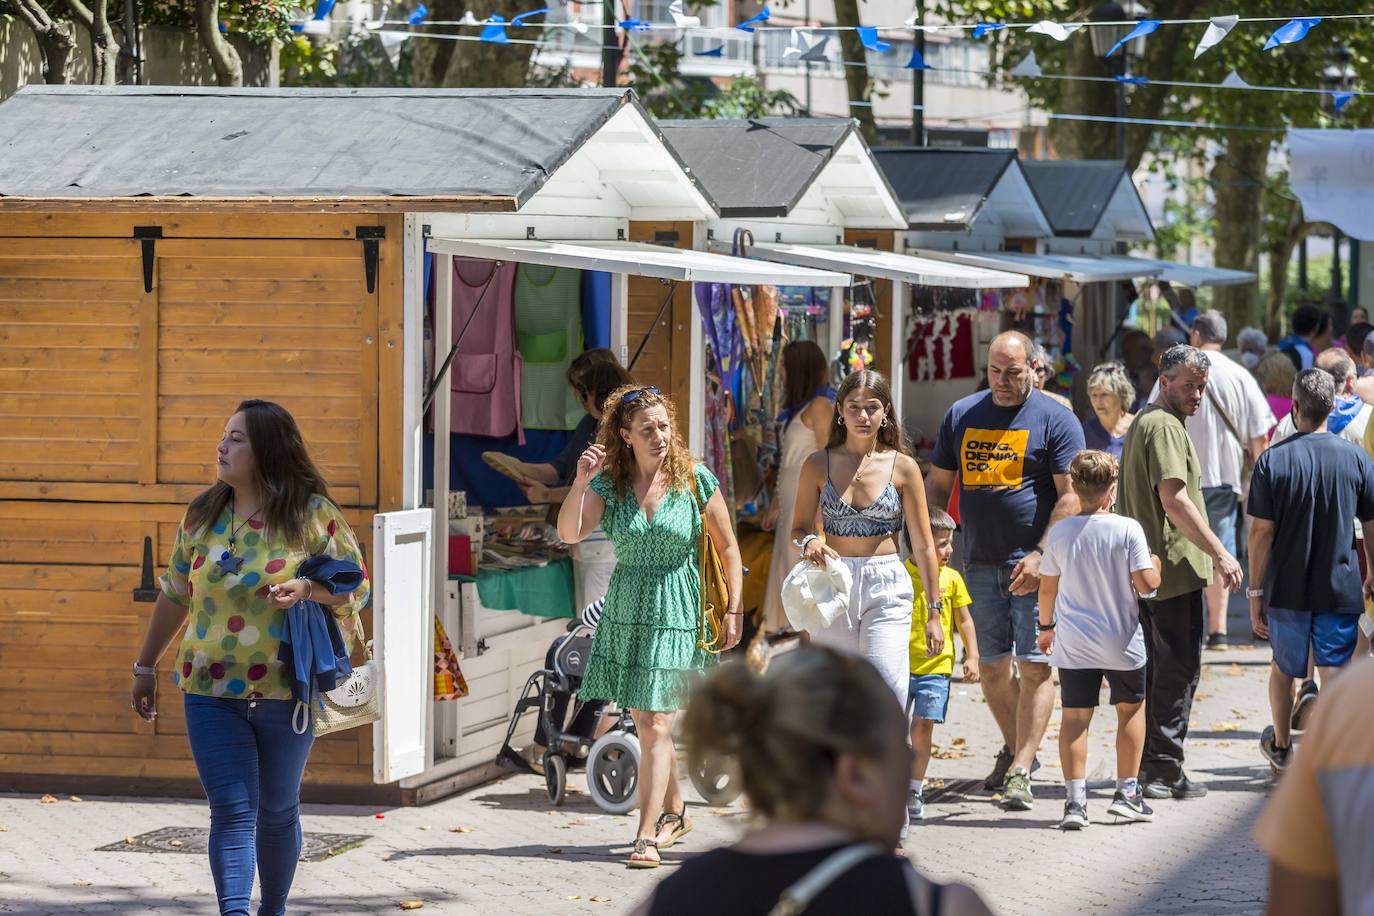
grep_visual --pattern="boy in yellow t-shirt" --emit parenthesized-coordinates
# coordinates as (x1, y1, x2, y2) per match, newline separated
(906, 508, 979, 822)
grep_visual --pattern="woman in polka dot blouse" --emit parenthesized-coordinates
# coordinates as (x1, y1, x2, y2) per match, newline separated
(131, 399, 369, 916)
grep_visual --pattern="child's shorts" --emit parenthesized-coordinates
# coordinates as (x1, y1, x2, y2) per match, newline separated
(907, 673, 951, 722)
(1059, 666, 1146, 709)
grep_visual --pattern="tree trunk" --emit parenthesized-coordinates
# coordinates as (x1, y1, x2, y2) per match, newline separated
(410, 0, 540, 89)
(1262, 200, 1311, 340)
(63, 0, 120, 84)
(831, 0, 877, 144)
(1211, 134, 1271, 332)
(195, 0, 242, 87)
(11, 0, 78, 84)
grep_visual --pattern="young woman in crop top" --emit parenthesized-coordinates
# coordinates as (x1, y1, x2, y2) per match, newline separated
(790, 370, 943, 708)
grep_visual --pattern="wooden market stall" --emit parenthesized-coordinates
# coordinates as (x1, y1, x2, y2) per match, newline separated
(0, 84, 848, 804)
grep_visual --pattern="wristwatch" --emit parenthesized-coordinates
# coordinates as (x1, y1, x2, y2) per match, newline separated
(1246, 587, 1265, 599)
(133, 663, 157, 678)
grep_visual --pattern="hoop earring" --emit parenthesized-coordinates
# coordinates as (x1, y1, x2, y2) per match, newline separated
(836, 416, 844, 426)
(881, 417, 890, 428)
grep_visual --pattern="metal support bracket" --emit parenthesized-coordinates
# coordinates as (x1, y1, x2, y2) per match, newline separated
(628, 278, 678, 371)
(133, 226, 161, 293)
(357, 226, 386, 294)
(132, 536, 159, 602)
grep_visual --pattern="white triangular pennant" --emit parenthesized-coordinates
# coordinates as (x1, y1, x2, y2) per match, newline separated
(669, 0, 700, 29)
(800, 31, 830, 62)
(782, 28, 804, 59)
(1220, 69, 1252, 89)
(377, 30, 409, 66)
(1011, 51, 1042, 78)
(457, 10, 481, 25)
(1026, 21, 1082, 41)
(1194, 14, 1238, 59)
(365, 2, 390, 29)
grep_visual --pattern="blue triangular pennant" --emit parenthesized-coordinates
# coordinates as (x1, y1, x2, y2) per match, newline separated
(1263, 17, 1320, 51)
(618, 17, 651, 30)
(736, 7, 770, 32)
(695, 43, 725, 57)
(510, 7, 549, 26)
(857, 26, 890, 53)
(905, 47, 930, 70)
(1115, 74, 1149, 85)
(1106, 19, 1159, 57)
(972, 23, 1005, 39)
(1334, 92, 1356, 114)
(479, 14, 508, 42)
(407, 2, 428, 24)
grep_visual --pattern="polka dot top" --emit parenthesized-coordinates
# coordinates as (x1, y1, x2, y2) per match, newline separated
(159, 495, 371, 701)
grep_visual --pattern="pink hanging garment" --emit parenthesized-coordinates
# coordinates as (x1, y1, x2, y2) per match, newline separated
(449, 258, 523, 442)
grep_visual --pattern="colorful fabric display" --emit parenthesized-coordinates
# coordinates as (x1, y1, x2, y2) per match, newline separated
(514, 264, 584, 430)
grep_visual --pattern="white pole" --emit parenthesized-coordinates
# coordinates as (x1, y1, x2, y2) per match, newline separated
(689, 224, 706, 459)
(402, 215, 423, 511)
(891, 282, 910, 419)
(828, 285, 846, 360)
(610, 274, 630, 366)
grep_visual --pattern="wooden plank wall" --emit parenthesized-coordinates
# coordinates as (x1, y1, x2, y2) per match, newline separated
(0, 213, 404, 798)
(627, 221, 694, 441)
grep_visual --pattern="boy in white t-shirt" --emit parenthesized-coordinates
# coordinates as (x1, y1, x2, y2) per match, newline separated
(1038, 450, 1163, 830)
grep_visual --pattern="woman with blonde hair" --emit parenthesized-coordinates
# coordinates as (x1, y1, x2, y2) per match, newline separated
(1082, 361, 1137, 460)
(790, 370, 942, 706)
(558, 385, 744, 868)
(632, 648, 991, 915)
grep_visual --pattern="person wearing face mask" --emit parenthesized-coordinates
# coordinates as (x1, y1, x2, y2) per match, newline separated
(632, 648, 992, 916)
(1118, 345, 1244, 802)
(1236, 326, 1269, 372)
(558, 385, 744, 869)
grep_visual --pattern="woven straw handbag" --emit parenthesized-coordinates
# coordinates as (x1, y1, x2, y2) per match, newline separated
(313, 623, 382, 738)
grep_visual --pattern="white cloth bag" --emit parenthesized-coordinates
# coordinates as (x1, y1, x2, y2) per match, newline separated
(780, 556, 853, 634)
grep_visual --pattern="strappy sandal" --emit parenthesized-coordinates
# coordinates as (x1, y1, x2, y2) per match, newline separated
(655, 805, 693, 848)
(626, 838, 660, 869)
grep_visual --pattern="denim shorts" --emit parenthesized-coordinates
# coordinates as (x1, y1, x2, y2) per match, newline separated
(907, 673, 951, 723)
(964, 563, 1048, 664)
(1203, 487, 1238, 557)
(1269, 607, 1359, 678)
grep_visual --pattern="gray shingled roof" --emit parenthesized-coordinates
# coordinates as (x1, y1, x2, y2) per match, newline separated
(657, 117, 856, 217)
(872, 147, 1016, 230)
(0, 86, 646, 207)
(1022, 160, 1138, 236)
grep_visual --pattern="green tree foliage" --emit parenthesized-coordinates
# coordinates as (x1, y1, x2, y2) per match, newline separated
(628, 41, 799, 120)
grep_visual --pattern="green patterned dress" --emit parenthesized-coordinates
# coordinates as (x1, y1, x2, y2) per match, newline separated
(579, 464, 719, 712)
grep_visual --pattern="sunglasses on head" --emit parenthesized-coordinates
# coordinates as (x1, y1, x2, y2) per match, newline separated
(622, 386, 660, 404)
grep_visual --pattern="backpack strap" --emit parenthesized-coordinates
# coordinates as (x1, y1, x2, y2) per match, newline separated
(766, 843, 885, 916)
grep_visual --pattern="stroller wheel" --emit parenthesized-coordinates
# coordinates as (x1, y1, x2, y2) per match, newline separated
(586, 732, 641, 815)
(689, 749, 743, 807)
(544, 752, 567, 806)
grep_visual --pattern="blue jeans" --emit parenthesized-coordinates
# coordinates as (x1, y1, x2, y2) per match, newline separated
(184, 694, 315, 916)
(964, 563, 1047, 663)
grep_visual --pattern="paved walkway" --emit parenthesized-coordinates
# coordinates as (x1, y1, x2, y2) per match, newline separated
(1, 614, 1278, 915)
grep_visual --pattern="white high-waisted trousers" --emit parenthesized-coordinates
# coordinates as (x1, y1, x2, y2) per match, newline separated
(809, 553, 915, 709)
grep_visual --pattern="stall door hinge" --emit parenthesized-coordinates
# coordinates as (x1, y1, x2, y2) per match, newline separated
(133, 226, 161, 293)
(357, 226, 386, 294)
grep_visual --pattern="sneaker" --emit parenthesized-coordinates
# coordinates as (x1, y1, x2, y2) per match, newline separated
(1291, 680, 1319, 732)
(1206, 632, 1229, 651)
(1140, 773, 1208, 800)
(983, 745, 1013, 791)
(1260, 725, 1292, 773)
(1001, 768, 1034, 810)
(1059, 800, 1089, 830)
(1106, 789, 1155, 823)
(907, 788, 925, 822)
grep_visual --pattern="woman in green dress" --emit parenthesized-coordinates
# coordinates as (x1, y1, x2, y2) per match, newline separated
(558, 384, 744, 868)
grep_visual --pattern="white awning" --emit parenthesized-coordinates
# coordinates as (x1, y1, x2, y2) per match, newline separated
(426, 237, 852, 287)
(1125, 257, 1256, 288)
(736, 242, 1030, 289)
(913, 248, 1163, 283)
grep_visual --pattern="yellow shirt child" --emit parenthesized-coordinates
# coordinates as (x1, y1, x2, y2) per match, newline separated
(907, 563, 974, 677)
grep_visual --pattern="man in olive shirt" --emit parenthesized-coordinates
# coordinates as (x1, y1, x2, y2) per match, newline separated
(1118, 345, 1244, 800)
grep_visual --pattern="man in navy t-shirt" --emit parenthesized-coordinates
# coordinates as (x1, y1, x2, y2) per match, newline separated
(1247, 367, 1374, 774)
(927, 331, 1084, 811)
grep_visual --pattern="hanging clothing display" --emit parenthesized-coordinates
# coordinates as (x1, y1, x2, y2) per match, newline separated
(449, 258, 522, 442)
(515, 264, 584, 430)
(907, 310, 976, 382)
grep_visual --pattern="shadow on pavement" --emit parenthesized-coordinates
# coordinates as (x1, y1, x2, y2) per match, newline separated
(469, 788, 608, 815)
(385, 841, 693, 866)
(0, 882, 471, 916)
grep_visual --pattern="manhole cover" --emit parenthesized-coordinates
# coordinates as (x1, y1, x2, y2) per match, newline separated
(97, 827, 368, 862)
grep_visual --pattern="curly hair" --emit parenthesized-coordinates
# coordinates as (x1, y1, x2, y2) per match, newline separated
(1086, 361, 1137, 413)
(595, 385, 695, 498)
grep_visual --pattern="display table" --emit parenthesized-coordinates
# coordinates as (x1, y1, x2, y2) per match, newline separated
(452, 558, 575, 619)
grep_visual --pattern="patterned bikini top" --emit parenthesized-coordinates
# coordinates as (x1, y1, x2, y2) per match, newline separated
(820, 450, 904, 539)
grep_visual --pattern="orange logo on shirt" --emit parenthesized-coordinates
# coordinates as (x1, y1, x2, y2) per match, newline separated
(960, 428, 1029, 489)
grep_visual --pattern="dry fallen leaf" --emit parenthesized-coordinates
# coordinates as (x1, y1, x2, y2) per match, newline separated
(39, 794, 57, 805)
(73, 881, 93, 888)
(169, 840, 183, 848)
(418, 826, 431, 831)
(398, 901, 424, 911)
(1195, 692, 1210, 700)
(931, 748, 967, 760)
(1231, 709, 1248, 719)
(125, 836, 136, 845)
(1229, 663, 1242, 677)
(569, 818, 592, 826)
(566, 896, 582, 901)
(590, 897, 611, 904)
(1217, 741, 1232, 748)
(1214, 722, 1241, 733)
(448, 826, 475, 834)
(951, 737, 967, 747)
(0, 826, 9, 832)
(68, 795, 83, 803)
